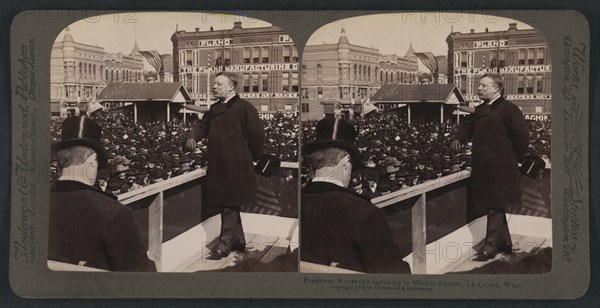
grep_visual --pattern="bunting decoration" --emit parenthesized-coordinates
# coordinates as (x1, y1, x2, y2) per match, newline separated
(414, 52, 439, 74)
(139, 50, 164, 73)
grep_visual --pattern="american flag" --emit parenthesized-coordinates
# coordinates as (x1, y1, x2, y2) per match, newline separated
(139, 50, 164, 73)
(242, 175, 281, 216)
(413, 52, 439, 74)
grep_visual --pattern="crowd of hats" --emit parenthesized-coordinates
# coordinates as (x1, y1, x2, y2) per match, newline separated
(527, 117, 551, 161)
(301, 113, 552, 199)
(263, 112, 299, 162)
(50, 111, 299, 196)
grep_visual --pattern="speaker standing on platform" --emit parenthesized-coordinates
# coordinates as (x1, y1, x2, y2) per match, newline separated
(185, 72, 265, 260)
(450, 73, 530, 262)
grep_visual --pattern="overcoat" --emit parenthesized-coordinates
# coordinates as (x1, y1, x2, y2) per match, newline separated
(191, 95, 265, 207)
(301, 181, 411, 274)
(49, 180, 156, 271)
(455, 97, 529, 209)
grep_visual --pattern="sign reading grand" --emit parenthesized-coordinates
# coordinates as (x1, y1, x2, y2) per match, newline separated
(473, 40, 508, 48)
(198, 38, 234, 47)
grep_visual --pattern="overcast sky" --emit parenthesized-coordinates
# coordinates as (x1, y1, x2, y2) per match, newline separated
(56, 12, 535, 71)
(306, 12, 534, 57)
(55, 12, 272, 70)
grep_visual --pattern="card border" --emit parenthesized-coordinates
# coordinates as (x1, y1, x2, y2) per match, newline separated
(2, 1, 597, 304)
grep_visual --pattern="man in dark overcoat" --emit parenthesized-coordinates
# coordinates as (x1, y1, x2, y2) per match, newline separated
(185, 72, 265, 260)
(301, 117, 411, 273)
(49, 116, 156, 271)
(451, 73, 529, 262)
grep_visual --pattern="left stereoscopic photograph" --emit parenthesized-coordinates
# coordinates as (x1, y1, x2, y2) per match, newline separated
(47, 12, 299, 272)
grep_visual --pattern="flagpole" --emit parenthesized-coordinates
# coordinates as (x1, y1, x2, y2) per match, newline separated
(183, 102, 187, 124)
(207, 72, 210, 104)
(207, 51, 211, 104)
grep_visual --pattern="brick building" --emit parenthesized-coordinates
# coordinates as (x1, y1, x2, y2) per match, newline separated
(446, 23, 551, 116)
(301, 28, 419, 120)
(50, 27, 144, 116)
(171, 21, 299, 115)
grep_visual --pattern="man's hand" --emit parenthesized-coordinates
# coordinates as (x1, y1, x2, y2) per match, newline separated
(182, 104, 207, 112)
(450, 140, 462, 153)
(185, 138, 197, 152)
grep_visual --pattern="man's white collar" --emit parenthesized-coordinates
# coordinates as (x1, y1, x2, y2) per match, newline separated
(222, 94, 236, 104)
(487, 96, 501, 105)
(312, 177, 345, 188)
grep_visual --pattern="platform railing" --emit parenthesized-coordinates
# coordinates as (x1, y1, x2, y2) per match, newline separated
(116, 163, 465, 273)
(117, 162, 299, 271)
(371, 170, 472, 274)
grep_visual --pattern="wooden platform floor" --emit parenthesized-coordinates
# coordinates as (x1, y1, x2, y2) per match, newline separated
(172, 233, 286, 272)
(402, 214, 552, 275)
(439, 234, 548, 274)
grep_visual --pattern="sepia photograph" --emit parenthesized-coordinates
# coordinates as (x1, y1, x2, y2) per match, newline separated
(6, 6, 591, 300)
(300, 12, 552, 275)
(47, 12, 299, 273)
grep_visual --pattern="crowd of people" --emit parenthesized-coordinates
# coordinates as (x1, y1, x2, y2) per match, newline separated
(50, 110, 549, 199)
(527, 117, 551, 161)
(50, 111, 299, 196)
(263, 112, 299, 163)
(301, 113, 552, 199)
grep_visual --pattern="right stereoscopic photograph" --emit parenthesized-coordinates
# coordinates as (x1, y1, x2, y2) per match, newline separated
(300, 13, 552, 275)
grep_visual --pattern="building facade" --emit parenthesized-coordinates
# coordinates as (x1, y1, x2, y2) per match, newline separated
(171, 21, 299, 114)
(301, 29, 419, 120)
(50, 27, 144, 115)
(446, 23, 551, 115)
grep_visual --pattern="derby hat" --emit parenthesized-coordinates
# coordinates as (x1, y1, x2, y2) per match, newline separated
(255, 154, 281, 177)
(52, 116, 108, 169)
(520, 154, 546, 178)
(303, 117, 361, 168)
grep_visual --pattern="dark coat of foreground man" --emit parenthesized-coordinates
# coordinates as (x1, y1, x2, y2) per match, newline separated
(301, 117, 410, 274)
(49, 181, 156, 272)
(301, 181, 411, 274)
(49, 116, 155, 272)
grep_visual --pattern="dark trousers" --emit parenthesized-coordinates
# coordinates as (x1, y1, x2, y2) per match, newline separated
(482, 208, 512, 254)
(219, 207, 246, 250)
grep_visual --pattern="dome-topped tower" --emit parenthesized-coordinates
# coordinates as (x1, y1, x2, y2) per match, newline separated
(404, 41, 416, 57)
(62, 27, 74, 44)
(337, 28, 351, 88)
(129, 41, 141, 56)
(337, 28, 350, 47)
(61, 27, 76, 60)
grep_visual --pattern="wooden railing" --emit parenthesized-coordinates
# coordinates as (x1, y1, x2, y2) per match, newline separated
(116, 163, 465, 273)
(117, 162, 299, 271)
(371, 170, 471, 274)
